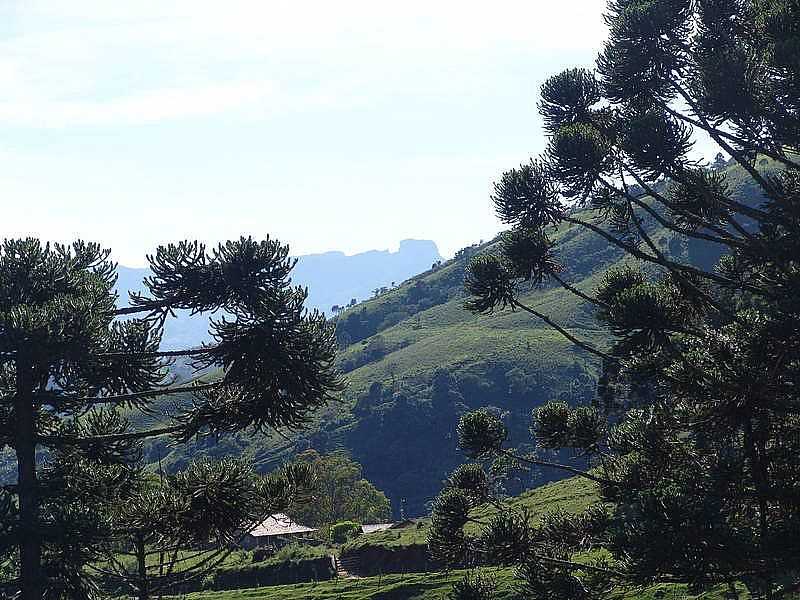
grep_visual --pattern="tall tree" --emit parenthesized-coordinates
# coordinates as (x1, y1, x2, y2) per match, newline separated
(430, 1, 800, 598)
(0, 237, 342, 599)
(288, 450, 391, 527)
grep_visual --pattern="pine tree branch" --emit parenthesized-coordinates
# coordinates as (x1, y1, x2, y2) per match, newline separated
(533, 553, 627, 577)
(37, 424, 186, 446)
(669, 83, 778, 212)
(500, 449, 614, 486)
(643, 160, 760, 243)
(620, 196, 737, 322)
(99, 347, 211, 359)
(562, 214, 769, 297)
(655, 97, 800, 171)
(600, 172, 747, 249)
(150, 546, 237, 594)
(550, 273, 607, 308)
(114, 301, 171, 317)
(510, 299, 614, 362)
(46, 382, 222, 407)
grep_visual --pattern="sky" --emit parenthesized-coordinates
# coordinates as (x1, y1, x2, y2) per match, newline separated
(0, 1, 609, 266)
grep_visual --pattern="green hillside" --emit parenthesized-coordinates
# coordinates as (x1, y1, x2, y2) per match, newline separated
(342, 474, 599, 552)
(143, 160, 766, 517)
(143, 217, 610, 514)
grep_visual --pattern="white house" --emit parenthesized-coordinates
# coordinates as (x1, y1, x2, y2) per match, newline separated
(241, 513, 318, 549)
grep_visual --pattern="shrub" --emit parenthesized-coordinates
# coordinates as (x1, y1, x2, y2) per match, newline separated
(329, 521, 361, 544)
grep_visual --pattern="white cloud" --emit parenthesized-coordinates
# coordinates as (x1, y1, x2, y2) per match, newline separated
(0, 0, 607, 128)
(0, 0, 610, 264)
(0, 80, 276, 127)
(9, 1, 607, 53)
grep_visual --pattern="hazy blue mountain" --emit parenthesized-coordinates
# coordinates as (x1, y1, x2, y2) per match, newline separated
(115, 239, 441, 349)
(293, 239, 441, 312)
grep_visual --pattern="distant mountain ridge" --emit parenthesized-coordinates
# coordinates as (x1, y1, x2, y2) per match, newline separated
(293, 239, 441, 313)
(115, 239, 442, 349)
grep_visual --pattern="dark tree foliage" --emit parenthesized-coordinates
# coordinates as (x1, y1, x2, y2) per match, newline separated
(432, 1, 800, 599)
(446, 464, 490, 507)
(0, 237, 342, 600)
(447, 571, 498, 600)
(343, 362, 589, 517)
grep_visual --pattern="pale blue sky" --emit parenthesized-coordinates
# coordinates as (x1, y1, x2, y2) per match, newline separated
(0, 1, 608, 266)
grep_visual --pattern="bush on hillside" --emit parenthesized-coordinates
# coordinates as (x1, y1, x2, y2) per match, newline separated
(330, 521, 362, 544)
(448, 571, 497, 600)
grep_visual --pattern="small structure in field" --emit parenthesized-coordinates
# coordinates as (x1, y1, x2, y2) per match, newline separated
(241, 513, 318, 549)
(360, 520, 417, 534)
(360, 523, 394, 535)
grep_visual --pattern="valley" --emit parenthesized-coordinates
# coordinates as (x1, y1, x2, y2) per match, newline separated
(141, 159, 758, 516)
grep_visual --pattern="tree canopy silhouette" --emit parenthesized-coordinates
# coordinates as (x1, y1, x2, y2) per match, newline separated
(431, 1, 800, 598)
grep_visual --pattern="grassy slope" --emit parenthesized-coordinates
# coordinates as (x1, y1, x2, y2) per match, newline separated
(184, 569, 520, 600)
(337, 216, 615, 397)
(150, 212, 615, 488)
(319, 203, 663, 512)
(149, 204, 696, 503)
(343, 475, 599, 551)
(338, 155, 766, 396)
(182, 571, 748, 600)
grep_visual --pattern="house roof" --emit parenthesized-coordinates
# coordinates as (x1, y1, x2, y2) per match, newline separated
(389, 519, 416, 529)
(248, 513, 318, 538)
(361, 523, 394, 534)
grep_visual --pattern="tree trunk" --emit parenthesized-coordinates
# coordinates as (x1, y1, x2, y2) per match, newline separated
(15, 361, 42, 600)
(744, 417, 773, 600)
(136, 536, 149, 600)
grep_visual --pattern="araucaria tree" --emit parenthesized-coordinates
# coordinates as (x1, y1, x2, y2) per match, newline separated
(0, 237, 342, 599)
(429, 1, 800, 598)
